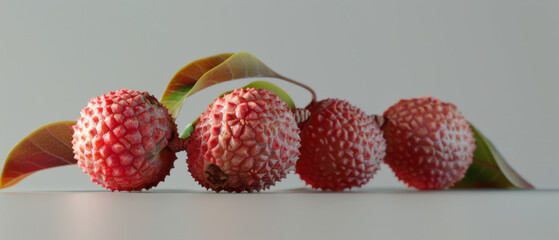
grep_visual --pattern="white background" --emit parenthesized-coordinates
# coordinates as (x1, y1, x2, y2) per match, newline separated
(1, 1, 558, 240)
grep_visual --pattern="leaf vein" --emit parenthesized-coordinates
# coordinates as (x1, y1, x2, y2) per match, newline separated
(46, 126, 73, 149)
(28, 137, 75, 165)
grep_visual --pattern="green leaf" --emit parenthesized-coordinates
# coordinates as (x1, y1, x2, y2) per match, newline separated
(180, 119, 199, 139)
(179, 80, 295, 139)
(452, 123, 534, 189)
(161, 52, 301, 119)
(1, 121, 77, 189)
(243, 80, 295, 109)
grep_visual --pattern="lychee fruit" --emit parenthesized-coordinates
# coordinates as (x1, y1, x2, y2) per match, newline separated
(186, 88, 301, 193)
(295, 99, 386, 191)
(382, 96, 476, 190)
(72, 89, 178, 191)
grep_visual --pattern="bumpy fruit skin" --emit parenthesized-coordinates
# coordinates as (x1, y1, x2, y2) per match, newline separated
(187, 88, 301, 193)
(72, 89, 177, 191)
(296, 99, 386, 191)
(382, 96, 476, 190)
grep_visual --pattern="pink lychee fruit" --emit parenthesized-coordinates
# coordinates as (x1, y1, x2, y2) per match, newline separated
(186, 88, 301, 193)
(382, 96, 476, 190)
(295, 99, 386, 191)
(72, 89, 178, 191)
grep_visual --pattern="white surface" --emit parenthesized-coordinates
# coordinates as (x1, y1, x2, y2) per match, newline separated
(1, 189, 558, 240)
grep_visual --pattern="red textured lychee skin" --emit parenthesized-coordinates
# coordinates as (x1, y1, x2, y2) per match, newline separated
(295, 99, 386, 191)
(72, 89, 177, 191)
(382, 97, 476, 190)
(187, 88, 301, 193)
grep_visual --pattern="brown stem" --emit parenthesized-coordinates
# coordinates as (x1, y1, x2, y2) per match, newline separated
(168, 137, 188, 153)
(371, 114, 385, 128)
(275, 73, 317, 107)
(294, 108, 311, 125)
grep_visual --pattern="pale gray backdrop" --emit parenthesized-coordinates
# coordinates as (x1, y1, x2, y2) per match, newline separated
(1, 0, 557, 191)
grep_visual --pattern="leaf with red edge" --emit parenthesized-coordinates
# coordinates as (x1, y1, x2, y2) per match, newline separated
(161, 52, 305, 119)
(452, 123, 534, 189)
(1, 121, 77, 189)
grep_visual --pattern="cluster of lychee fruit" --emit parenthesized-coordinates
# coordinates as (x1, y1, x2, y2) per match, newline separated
(72, 82, 476, 192)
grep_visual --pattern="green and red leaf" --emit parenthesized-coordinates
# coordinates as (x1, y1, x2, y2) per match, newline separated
(1, 121, 77, 189)
(452, 123, 534, 189)
(160, 52, 299, 119)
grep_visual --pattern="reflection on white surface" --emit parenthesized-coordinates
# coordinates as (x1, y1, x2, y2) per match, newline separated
(1, 190, 558, 240)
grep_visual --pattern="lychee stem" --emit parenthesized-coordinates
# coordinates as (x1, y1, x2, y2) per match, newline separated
(168, 137, 188, 153)
(371, 114, 385, 128)
(275, 73, 317, 106)
(294, 108, 311, 125)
